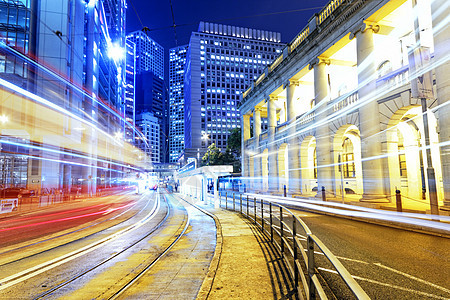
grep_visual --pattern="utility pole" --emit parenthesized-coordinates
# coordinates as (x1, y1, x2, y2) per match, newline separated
(410, 0, 439, 215)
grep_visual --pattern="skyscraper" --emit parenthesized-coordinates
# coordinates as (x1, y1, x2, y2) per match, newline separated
(126, 30, 167, 163)
(184, 22, 284, 158)
(168, 45, 188, 163)
(126, 30, 164, 78)
(0, 0, 133, 192)
(124, 39, 136, 144)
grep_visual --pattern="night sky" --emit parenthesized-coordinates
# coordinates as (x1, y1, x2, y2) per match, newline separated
(126, 0, 331, 50)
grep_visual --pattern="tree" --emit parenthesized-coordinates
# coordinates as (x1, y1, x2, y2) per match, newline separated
(226, 128, 241, 173)
(226, 127, 241, 158)
(202, 143, 225, 166)
(202, 143, 240, 172)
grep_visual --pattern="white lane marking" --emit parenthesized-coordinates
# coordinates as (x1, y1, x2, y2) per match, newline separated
(0, 193, 160, 291)
(374, 263, 450, 294)
(318, 267, 449, 300)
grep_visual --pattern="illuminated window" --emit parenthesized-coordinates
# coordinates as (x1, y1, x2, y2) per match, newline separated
(313, 148, 317, 179)
(342, 137, 355, 178)
(398, 143, 407, 178)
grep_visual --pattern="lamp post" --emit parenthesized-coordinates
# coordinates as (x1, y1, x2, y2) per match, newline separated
(202, 132, 209, 165)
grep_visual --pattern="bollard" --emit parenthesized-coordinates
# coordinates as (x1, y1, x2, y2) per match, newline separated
(284, 185, 287, 197)
(396, 190, 402, 212)
(321, 186, 326, 202)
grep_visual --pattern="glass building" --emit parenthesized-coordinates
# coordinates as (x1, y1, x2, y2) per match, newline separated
(0, 0, 140, 193)
(184, 22, 284, 154)
(127, 30, 166, 163)
(168, 45, 188, 163)
(124, 39, 136, 144)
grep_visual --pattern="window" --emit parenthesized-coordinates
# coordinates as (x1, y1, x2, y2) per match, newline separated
(342, 138, 355, 178)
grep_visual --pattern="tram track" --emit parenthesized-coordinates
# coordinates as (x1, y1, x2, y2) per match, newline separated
(0, 191, 154, 267)
(30, 192, 171, 300)
(106, 192, 191, 300)
(0, 191, 217, 299)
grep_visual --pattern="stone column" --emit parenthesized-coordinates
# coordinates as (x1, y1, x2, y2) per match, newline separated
(267, 95, 278, 193)
(352, 23, 388, 200)
(432, 0, 450, 207)
(253, 108, 262, 192)
(286, 80, 301, 194)
(312, 58, 334, 195)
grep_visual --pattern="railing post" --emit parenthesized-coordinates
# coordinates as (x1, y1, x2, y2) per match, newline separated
(233, 193, 235, 211)
(396, 189, 402, 212)
(293, 218, 298, 291)
(321, 186, 326, 202)
(240, 194, 242, 214)
(247, 195, 249, 216)
(225, 192, 228, 209)
(254, 197, 257, 225)
(270, 202, 273, 242)
(280, 206, 284, 257)
(261, 199, 264, 231)
(307, 235, 316, 299)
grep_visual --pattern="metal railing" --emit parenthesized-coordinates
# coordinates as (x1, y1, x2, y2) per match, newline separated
(218, 190, 370, 300)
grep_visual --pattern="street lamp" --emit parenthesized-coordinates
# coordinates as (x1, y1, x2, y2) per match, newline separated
(0, 115, 8, 124)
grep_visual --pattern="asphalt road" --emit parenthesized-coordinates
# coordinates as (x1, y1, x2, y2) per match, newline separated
(291, 209, 450, 299)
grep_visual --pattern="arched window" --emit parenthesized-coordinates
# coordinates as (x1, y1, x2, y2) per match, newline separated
(342, 137, 355, 178)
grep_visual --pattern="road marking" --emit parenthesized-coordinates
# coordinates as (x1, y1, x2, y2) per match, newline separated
(318, 267, 449, 300)
(0, 193, 160, 291)
(374, 263, 450, 294)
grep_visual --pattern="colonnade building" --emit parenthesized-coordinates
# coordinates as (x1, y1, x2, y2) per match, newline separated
(239, 0, 450, 212)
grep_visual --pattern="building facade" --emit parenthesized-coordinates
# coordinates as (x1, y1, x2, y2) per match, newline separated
(184, 22, 284, 157)
(240, 0, 450, 213)
(168, 45, 188, 163)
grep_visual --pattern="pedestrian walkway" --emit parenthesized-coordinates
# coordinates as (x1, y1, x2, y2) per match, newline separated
(177, 193, 294, 300)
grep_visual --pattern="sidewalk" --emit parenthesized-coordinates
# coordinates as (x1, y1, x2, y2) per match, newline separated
(178, 194, 293, 300)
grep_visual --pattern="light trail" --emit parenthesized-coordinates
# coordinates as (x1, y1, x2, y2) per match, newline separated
(0, 139, 141, 172)
(0, 42, 149, 147)
(245, 192, 450, 227)
(0, 201, 137, 233)
(0, 192, 159, 291)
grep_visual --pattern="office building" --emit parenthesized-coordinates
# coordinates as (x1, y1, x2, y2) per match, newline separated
(136, 111, 160, 164)
(184, 22, 284, 158)
(168, 45, 188, 163)
(0, 0, 134, 192)
(124, 39, 136, 143)
(127, 30, 167, 162)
